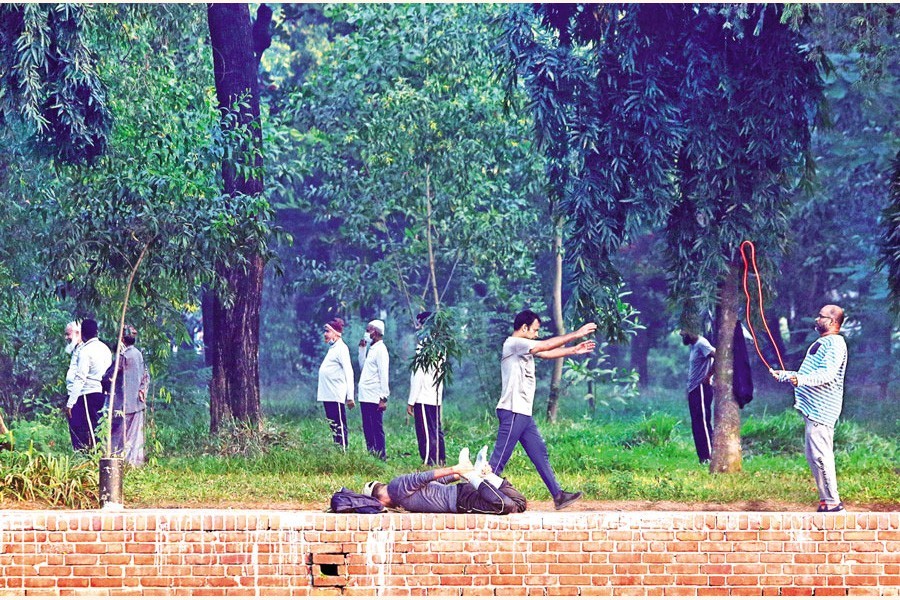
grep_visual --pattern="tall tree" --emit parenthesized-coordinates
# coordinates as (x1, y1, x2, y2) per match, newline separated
(204, 3, 273, 432)
(501, 4, 824, 472)
(281, 4, 545, 324)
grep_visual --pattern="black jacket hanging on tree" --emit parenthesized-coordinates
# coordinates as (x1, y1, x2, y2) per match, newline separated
(733, 321, 754, 408)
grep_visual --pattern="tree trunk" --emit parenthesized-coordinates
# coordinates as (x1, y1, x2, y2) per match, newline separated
(425, 164, 440, 311)
(710, 262, 742, 473)
(205, 4, 267, 433)
(547, 218, 565, 422)
(629, 330, 650, 387)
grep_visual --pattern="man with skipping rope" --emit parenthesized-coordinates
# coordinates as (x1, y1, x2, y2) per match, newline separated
(770, 304, 848, 513)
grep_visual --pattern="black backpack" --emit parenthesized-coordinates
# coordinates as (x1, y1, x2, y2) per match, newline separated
(329, 487, 384, 514)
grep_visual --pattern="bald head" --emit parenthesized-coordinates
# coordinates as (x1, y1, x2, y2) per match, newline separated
(823, 305, 844, 326)
(815, 304, 844, 335)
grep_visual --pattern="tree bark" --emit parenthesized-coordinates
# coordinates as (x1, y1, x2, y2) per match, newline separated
(425, 164, 440, 311)
(547, 218, 565, 422)
(629, 330, 650, 387)
(205, 4, 266, 433)
(710, 262, 742, 473)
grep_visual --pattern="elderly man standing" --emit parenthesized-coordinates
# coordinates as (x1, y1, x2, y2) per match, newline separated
(771, 304, 849, 513)
(64, 321, 83, 450)
(110, 325, 150, 466)
(358, 319, 390, 460)
(318, 318, 355, 450)
(66, 319, 112, 451)
(407, 311, 445, 466)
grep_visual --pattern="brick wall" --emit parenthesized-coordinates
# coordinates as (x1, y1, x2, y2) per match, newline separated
(0, 510, 897, 596)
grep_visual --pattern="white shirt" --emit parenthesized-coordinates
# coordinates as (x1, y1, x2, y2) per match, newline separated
(408, 363, 443, 407)
(358, 340, 390, 403)
(66, 338, 112, 408)
(496, 336, 539, 416)
(317, 338, 355, 403)
(65, 342, 83, 394)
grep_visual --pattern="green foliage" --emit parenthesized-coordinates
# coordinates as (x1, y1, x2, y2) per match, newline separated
(0, 4, 111, 162)
(0, 444, 98, 508)
(880, 152, 900, 312)
(278, 3, 545, 317)
(622, 414, 681, 449)
(409, 309, 462, 388)
(502, 4, 825, 327)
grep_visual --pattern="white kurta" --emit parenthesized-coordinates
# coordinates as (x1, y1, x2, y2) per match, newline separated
(317, 338, 355, 404)
(358, 340, 390, 403)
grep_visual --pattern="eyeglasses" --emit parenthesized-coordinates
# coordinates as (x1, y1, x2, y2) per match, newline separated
(816, 314, 831, 320)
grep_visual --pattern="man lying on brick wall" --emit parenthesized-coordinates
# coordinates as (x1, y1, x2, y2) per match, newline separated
(362, 446, 527, 514)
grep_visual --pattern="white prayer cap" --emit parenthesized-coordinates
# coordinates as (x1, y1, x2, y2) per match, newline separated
(368, 320, 385, 335)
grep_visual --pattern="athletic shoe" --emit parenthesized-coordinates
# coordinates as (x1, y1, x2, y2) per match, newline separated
(457, 447, 473, 472)
(817, 502, 845, 513)
(553, 490, 582, 510)
(473, 445, 488, 475)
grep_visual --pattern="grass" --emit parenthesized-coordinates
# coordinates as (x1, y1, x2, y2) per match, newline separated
(3, 380, 897, 510)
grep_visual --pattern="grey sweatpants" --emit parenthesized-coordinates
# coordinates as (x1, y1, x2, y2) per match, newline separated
(803, 415, 840, 505)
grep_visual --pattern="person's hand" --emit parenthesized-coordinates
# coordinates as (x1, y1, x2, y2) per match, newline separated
(572, 340, 596, 355)
(788, 375, 798, 387)
(138, 390, 146, 403)
(377, 399, 387, 412)
(64, 406, 72, 420)
(406, 405, 414, 416)
(347, 398, 355, 410)
(577, 322, 598, 338)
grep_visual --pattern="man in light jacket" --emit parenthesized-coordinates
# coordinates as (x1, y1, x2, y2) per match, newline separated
(407, 311, 445, 466)
(358, 319, 390, 460)
(66, 319, 112, 451)
(317, 318, 355, 450)
(109, 325, 150, 466)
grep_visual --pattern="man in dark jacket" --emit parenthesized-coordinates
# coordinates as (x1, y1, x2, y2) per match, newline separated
(363, 446, 526, 515)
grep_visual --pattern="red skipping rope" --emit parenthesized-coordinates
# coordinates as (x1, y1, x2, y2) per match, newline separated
(739, 240, 785, 371)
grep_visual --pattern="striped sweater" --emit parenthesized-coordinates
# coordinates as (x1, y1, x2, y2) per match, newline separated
(786, 334, 848, 427)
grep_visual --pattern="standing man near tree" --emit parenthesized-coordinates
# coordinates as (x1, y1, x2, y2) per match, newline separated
(488, 309, 595, 510)
(66, 319, 111, 451)
(358, 319, 390, 460)
(63, 320, 83, 450)
(680, 328, 716, 464)
(407, 311, 446, 466)
(771, 304, 848, 513)
(110, 325, 150, 466)
(317, 318, 355, 450)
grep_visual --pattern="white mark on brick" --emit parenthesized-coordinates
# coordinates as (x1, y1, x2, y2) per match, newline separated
(365, 522, 395, 595)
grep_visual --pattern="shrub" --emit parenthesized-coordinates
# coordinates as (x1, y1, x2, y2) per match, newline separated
(0, 444, 98, 508)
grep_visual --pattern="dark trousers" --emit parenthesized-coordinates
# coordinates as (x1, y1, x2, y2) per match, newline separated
(413, 403, 445, 466)
(687, 382, 714, 462)
(322, 402, 349, 450)
(456, 479, 527, 514)
(68, 392, 105, 451)
(488, 408, 562, 498)
(360, 402, 386, 460)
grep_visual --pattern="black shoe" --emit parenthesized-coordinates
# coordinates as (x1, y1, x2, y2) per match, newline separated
(553, 490, 582, 510)
(817, 502, 844, 513)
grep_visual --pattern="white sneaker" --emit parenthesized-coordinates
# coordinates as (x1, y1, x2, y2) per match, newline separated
(457, 447, 473, 472)
(473, 445, 488, 474)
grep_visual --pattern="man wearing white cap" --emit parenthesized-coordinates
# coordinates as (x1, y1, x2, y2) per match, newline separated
(358, 319, 390, 459)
